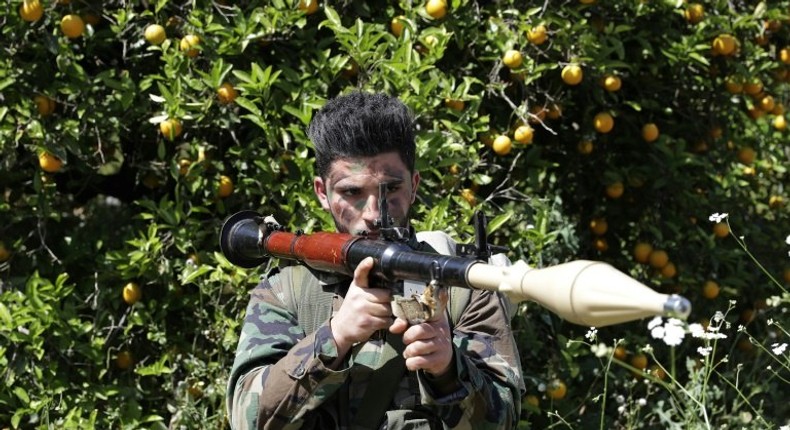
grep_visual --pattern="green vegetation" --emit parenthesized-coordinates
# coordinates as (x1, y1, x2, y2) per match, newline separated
(1, 0, 788, 428)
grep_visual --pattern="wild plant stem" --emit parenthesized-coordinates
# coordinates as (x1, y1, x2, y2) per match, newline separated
(726, 220, 788, 294)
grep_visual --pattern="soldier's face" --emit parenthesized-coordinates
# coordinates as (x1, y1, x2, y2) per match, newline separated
(314, 151, 419, 236)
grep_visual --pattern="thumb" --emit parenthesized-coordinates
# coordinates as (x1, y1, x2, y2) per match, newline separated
(353, 257, 376, 288)
(389, 317, 408, 334)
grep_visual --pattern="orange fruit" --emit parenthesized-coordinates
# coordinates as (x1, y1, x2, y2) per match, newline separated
(739, 308, 755, 324)
(743, 79, 763, 96)
(160, 118, 183, 140)
(178, 159, 191, 175)
(642, 123, 659, 142)
(425, 0, 447, 19)
(39, 151, 63, 173)
(522, 394, 539, 409)
(759, 95, 775, 112)
(784, 267, 790, 284)
(712, 222, 729, 238)
(546, 379, 567, 400)
(633, 242, 653, 264)
(724, 77, 743, 94)
(702, 280, 720, 299)
(390, 15, 406, 37)
(122, 282, 142, 305)
(602, 75, 621, 92)
(589, 217, 608, 236)
(660, 262, 677, 278)
(769, 195, 784, 209)
(460, 188, 476, 206)
(684, 3, 704, 24)
(773, 115, 787, 131)
(605, 181, 624, 199)
(630, 353, 648, 370)
(546, 104, 562, 119)
(561, 64, 583, 85)
(502, 50, 523, 69)
(0, 242, 11, 263)
(20, 0, 44, 22)
(577, 140, 593, 154)
(613, 346, 627, 360)
(61, 14, 85, 39)
(712, 34, 736, 56)
(144, 24, 166, 45)
(35, 95, 56, 116)
(594, 112, 614, 133)
(115, 351, 134, 370)
(514, 125, 534, 144)
(593, 237, 609, 252)
(217, 82, 238, 104)
(82, 13, 99, 26)
(180, 34, 200, 57)
(297, 0, 319, 14)
(492, 135, 512, 156)
(648, 249, 669, 269)
(649, 364, 667, 380)
(444, 98, 464, 111)
(737, 147, 755, 165)
(218, 175, 234, 198)
(780, 47, 790, 65)
(527, 25, 548, 45)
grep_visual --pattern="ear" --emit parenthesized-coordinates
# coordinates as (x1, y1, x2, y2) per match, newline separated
(410, 171, 421, 203)
(314, 176, 331, 210)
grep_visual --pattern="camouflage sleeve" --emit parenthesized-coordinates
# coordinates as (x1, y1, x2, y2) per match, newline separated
(226, 274, 349, 430)
(416, 289, 525, 429)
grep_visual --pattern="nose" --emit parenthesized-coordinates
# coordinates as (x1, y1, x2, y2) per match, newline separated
(361, 195, 381, 224)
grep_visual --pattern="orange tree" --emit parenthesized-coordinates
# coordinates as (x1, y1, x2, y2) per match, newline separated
(1, 0, 788, 428)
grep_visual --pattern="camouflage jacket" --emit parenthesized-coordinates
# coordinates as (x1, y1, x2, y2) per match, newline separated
(226, 234, 525, 429)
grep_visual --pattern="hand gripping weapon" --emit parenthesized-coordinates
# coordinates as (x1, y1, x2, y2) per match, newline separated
(220, 185, 691, 327)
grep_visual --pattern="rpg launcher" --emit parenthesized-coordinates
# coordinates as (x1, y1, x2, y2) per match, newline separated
(219, 185, 691, 327)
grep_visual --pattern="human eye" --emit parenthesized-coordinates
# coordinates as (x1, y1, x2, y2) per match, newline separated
(386, 182, 402, 193)
(339, 187, 361, 197)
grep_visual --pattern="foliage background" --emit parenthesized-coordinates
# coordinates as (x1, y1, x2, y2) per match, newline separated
(1, 0, 788, 428)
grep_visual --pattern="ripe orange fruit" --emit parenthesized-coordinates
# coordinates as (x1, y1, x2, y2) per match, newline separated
(492, 135, 512, 156)
(780, 47, 790, 65)
(633, 242, 653, 264)
(390, 15, 406, 37)
(773, 115, 787, 131)
(178, 159, 191, 175)
(546, 379, 567, 400)
(712, 34, 736, 56)
(39, 151, 63, 173)
(660, 262, 677, 278)
(737, 147, 755, 165)
(684, 4, 704, 24)
(605, 181, 624, 199)
(546, 104, 562, 119)
(613, 346, 627, 360)
(115, 351, 134, 370)
(144, 24, 166, 45)
(712, 222, 729, 238)
(759, 95, 775, 112)
(20, 0, 44, 22)
(577, 140, 593, 154)
(642, 123, 659, 142)
(425, 0, 447, 19)
(702, 280, 720, 299)
(160, 118, 183, 140)
(444, 98, 464, 111)
(82, 13, 99, 26)
(649, 364, 667, 380)
(739, 308, 755, 324)
(602, 75, 621, 92)
(527, 25, 548, 45)
(35, 95, 56, 116)
(61, 14, 85, 39)
(743, 79, 763, 96)
(648, 249, 669, 269)
(594, 112, 614, 133)
(769, 195, 784, 209)
(217, 82, 238, 104)
(522, 394, 539, 409)
(502, 50, 523, 69)
(561, 64, 583, 86)
(514, 125, 534, 144)
(784, 267, 790, 284)
(724, 77, 743, 94)
(218, 175, 234, 198)
(123, 282, 142, 305)
(298, 0, 319, 14)
(460, 188, 476, 206)
(593, 237, 609, 252)
(589, 217, 608, 235)
(0, 242, 11, 263)
(630, 353, 648, 370)
(180, 34, 200, 57)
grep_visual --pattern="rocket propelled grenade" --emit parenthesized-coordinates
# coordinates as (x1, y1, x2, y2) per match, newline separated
(219, 210, 691, 327)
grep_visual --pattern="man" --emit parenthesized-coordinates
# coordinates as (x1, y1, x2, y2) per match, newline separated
(227, 92, 524, 429)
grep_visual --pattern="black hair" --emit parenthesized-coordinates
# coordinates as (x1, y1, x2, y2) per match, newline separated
(308, 92, 416, 179)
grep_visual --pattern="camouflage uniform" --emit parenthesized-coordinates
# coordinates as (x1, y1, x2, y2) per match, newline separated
(227, 233, 525, 429)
